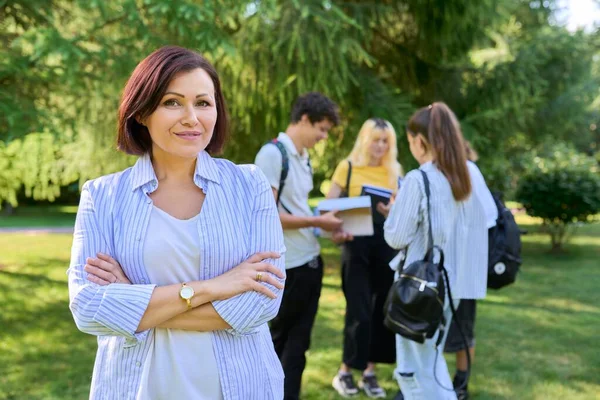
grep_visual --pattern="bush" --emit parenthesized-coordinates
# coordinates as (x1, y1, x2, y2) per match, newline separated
(516, 148, 600, 251)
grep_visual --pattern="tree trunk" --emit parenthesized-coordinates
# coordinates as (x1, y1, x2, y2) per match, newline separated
(547, 222, 571, 253)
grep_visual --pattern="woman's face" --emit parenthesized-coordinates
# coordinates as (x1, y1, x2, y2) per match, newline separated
(368, 131, 390, 163)
(143, 68, 218, 160)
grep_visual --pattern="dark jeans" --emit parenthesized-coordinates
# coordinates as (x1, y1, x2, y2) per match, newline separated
(270, 256, 323, 400)
(342, 225, 397, 370)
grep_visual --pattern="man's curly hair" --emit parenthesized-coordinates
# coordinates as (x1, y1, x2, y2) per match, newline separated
(290, 92, 340, 126)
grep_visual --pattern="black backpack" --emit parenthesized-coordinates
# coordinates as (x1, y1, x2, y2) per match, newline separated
(267, 138, 312, 212)
(383, 170, 451, 343)
(487, 193, 522, 289)
(268, 139, 290, 206)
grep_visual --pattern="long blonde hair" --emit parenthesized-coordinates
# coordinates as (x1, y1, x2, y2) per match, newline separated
(346, 118, 403, 187)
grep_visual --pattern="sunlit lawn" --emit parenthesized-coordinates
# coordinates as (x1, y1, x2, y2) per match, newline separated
(0, 216, 598, 399)
(0, 206, 77, 228)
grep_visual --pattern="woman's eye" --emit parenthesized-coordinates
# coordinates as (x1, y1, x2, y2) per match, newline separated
(196, 100, 210, 107)
(163, 99, 180, 106)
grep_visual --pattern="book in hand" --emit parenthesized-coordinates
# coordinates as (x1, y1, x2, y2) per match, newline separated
(316, 196, 374, 237)
(360, 184, 393, 225)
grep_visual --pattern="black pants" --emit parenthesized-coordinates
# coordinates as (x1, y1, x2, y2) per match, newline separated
(342, 226, 397, 370)
(444, 299, 477, 352)
(270, 256, 323, 400)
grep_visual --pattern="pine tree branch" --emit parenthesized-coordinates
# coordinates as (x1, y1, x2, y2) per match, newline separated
(373, 28, 479, 73)
(70, 5, 149, 46)
(19, 4, 151, 73)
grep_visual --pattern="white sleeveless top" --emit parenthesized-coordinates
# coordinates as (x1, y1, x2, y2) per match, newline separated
(137, 206, 223, 400)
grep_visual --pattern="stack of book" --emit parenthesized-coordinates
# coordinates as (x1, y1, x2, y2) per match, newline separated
(360, 184, 393, 225)
(316, 196, 373, 237)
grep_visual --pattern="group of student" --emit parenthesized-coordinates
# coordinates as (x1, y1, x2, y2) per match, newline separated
(67, 46, 496, 400)
(255, 93, 497, 400)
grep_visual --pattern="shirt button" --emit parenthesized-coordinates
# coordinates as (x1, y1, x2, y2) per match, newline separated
(141, 279, 147, 284)
(136, 237, 141, 241)
(146, 199, 152, 204)
(136, 361, 142, 367)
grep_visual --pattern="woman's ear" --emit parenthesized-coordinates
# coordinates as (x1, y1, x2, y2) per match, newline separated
(135, 115, 145, 126)
(417, 134, 428, 155)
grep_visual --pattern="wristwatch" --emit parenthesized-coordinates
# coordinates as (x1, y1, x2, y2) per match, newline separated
(179, 282, 195, 309)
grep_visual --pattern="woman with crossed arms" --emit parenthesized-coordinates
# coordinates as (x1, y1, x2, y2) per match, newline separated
(67, 46, 286, 400)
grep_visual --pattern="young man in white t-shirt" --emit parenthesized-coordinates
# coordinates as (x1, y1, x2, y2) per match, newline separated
(255, 92, 349, 400)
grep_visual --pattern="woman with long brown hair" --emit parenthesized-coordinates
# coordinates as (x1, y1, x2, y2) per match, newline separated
(383, 102, 487, 400)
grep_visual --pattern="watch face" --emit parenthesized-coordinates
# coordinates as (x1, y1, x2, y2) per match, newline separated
(180, 286, 194, 300)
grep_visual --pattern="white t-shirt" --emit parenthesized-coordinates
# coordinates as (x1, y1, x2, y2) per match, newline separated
(138, 206, 223, 400)
(254, 133, 320, 269)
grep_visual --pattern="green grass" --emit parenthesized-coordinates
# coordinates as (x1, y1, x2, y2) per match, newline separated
(0, 218, 599, 399)
(0, 206, 77, 228)
(0, 234, 95, 400)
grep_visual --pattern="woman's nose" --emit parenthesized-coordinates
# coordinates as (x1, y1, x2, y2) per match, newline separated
(181, 106, 199, 127)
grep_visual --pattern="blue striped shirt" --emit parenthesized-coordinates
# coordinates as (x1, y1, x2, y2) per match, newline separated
(67, 150, 286, 399)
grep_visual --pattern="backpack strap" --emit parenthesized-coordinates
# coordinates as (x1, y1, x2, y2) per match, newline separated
(269, 139, 289, 206)
(342, 160, 352, 198)
(419, 170, 434, 254)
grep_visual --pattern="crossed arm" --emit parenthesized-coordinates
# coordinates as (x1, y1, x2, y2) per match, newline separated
(69, 174, 286, 340)
(85, 252, 282, 332)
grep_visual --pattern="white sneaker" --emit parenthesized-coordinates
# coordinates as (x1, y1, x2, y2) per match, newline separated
(359, 374, 386, 398)
(332, 373, 359, 397)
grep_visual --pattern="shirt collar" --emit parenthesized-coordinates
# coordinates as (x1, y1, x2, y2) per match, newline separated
(195, 150, 221, 184)
(277, 132, 308, 158)
(131, 151, 221, 192)
(419, 160, 434, 171)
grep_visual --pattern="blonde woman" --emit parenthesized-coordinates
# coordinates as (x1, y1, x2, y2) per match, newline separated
(327, 118, 403, 398)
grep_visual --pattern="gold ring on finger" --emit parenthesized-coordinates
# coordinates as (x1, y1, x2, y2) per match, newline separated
(256, 272, 263, 282)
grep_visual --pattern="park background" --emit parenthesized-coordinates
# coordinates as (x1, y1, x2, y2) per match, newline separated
(0, 0, 599, 399)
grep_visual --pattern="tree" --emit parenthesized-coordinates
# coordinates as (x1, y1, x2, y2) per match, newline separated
(0, 0, 598, 205)
(516, 144, 600, 251)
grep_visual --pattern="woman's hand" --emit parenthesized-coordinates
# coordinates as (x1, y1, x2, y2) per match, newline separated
(376, 201, 393, 218)
(331, 229, 353, 244)
(206, 251, 285, 300)
(84, 253, 132, 285)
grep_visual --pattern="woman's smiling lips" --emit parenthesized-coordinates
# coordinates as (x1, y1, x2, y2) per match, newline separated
(173, 130, 202, 141)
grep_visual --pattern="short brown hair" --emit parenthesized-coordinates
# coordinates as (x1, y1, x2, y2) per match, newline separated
(117, 46, 229, 155)
(290, 92, 340, 126)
